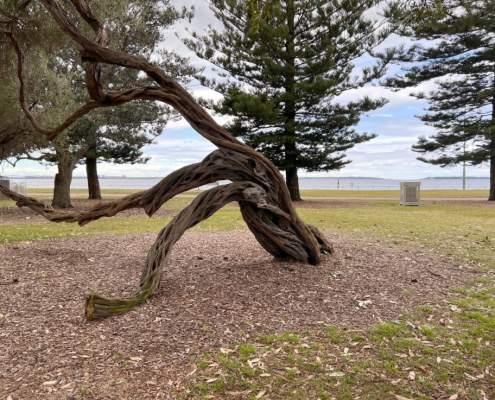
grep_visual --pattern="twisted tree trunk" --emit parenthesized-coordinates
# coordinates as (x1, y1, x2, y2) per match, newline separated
(0, 0, 333, 319)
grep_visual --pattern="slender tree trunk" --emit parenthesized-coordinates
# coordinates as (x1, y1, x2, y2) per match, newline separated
(286, 166, 301, 201)
(490, 147, 495, 201)
(86, 154, 101, 200)
(52, 157, 74, 208)
(490, 69, 495, 201)
(283, 0, 301, 202)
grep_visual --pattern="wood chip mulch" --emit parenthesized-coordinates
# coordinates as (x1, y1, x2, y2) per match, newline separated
(0, 231, 481, 399)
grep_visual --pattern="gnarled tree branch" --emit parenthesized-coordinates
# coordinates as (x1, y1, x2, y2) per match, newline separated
(86, 181, 284, 319)
(1, 0, 332, 319)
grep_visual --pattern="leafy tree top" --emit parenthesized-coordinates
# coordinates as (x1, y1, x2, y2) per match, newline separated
(0, 0, 195, 164)
(384, 0, 495, 166)
(185, 0, 391, 173)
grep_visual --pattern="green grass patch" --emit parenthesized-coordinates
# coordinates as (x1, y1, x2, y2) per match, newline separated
(325, 325, 346, 344)
(0, 215, 173, 243)
(372, 322, 408, 341)
(0, 199, 14, 207)
(297, 201, 495, 269)
(0, 206, 242, 243)
(2, 196, 494, 272)
(181, 285, 495, 399)
(301, 189, 488, 199)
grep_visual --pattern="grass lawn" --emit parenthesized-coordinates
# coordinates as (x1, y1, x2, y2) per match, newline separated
(302, 189, 488, 199)
(177, 197, 495, 399)
(183, 282, 494, 399)
(1, 189, 494, 399)
(0, 215, 172, 242)
(1, 191, 493, 270)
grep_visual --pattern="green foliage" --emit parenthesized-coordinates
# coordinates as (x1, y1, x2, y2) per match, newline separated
(186, 0, 389, 194)
(0, 1, 66, 158)
(384, 0, 495, 190)
(53, 1, 195, 168)
(0, 1, 196, 178)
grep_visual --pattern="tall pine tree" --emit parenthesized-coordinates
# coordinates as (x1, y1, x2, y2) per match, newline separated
(186, 0, 389, 200)
(385, 0, 495, 200)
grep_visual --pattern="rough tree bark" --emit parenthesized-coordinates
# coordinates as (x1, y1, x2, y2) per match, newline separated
(490, 144, 495, 201)
(286, 165, 301, 202)
(86, 151, 102, 200)
(283, 0, 301, 202)
(490, 68, 495, 201)
(0, 0, 332, 320)
(52, 151, 75, 208)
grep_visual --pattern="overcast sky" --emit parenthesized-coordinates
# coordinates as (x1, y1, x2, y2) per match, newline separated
(1, 1, 490, 180)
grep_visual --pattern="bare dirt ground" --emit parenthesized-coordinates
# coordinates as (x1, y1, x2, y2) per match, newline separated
(0, 231, 481, 399)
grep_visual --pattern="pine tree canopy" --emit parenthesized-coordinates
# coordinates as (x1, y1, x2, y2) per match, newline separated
(186, 0, 390, 199)
(384, 0, 495, 169)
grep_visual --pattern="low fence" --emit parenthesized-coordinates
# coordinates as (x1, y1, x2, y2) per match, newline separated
(11, 181, 27, 195)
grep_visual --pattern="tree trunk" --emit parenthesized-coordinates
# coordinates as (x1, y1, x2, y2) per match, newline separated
(286, 166, 301, 201)
(283, 0, 300, 202)
(490, 70, 495, 201)
(86, 155, 101, 200)
(490, 148, 495, 201)
(52, 158, 74, 209)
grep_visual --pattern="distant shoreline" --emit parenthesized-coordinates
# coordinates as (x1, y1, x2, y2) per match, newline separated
(5, 176, 490, 180)
(4, 176, 490, 190)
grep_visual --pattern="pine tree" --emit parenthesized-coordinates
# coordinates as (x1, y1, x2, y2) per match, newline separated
(186, 0, 389, 201)
(0, 1, 66, 159)
(384, 0, 495, 200)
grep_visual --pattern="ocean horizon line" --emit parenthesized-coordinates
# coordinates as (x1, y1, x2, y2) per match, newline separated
(3, 175, 490, 180)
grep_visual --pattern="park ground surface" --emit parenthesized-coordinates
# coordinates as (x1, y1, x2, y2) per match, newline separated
(0, 189, 494, 399)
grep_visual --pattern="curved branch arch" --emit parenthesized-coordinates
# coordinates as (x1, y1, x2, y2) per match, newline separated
(1, 0, 332, 319)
